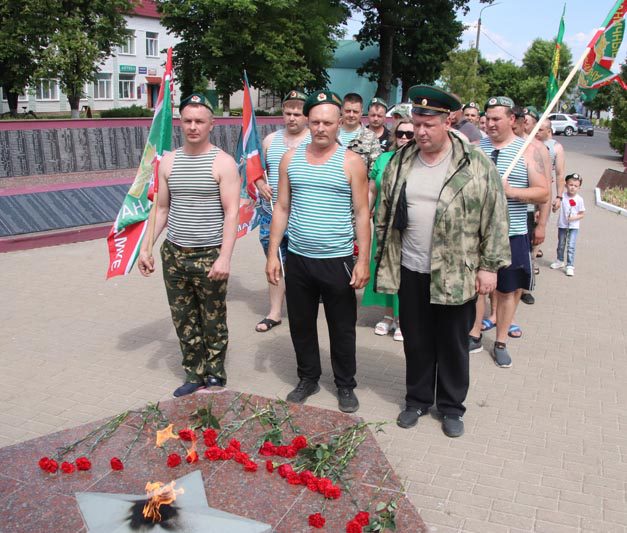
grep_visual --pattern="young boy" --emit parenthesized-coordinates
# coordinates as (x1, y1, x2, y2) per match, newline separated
(550, 173, 585, 276)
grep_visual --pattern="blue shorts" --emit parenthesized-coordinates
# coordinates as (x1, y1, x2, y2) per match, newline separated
(258, 209, 288, 263)
(497, 234, 533, 293)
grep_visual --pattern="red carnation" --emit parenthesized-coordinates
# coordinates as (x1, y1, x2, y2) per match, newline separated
(203, 428, 217, 446)
(166, 453, 182, 467)
(61, 461, 75, 474)
(324, 484, 341, 499)
(307, 480, 319, 492)
(227, 438, 241, 451)
(39, 457, 58, 473)
(569, 199, 576, 207)
(284, 446, 297, 458)
(186, 451, 199, 464)
(265, 460, 274, 473)
(110, 457, 124, 471)
(205, 446, 223, 461)
(308, 513, 326, 528)
(317, 477, 332, 492)
(178, 428, 196, 442)
(346, 520, 362, 533)
(222, 447, 235, 460)
(234, 451, 250, 465)
(76, 457, 92, 471)
(299, 470, 315, 484)
(286, 472, 302, 485)
(292, 435, 307, 450)
(277, 464, 293, 478)
(259, 441, 276, 456)
(244, 461, 258, 472)
(354, 511, 370, 526)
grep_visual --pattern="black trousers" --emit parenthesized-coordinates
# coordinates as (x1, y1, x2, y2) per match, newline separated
(398, 267, 476, 417)
(285, 252, 357, 389)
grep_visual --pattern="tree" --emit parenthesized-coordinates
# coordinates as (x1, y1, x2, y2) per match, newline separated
(440, 48, 489, 104)
(586, 84, 615, 118)
(481, 59, 526, 104)
(347, 0, 492, 102)
(37, 0, 135, 118)
(0, 0, 52, 115)
(159, 0, 347, 112)
(609, 62, 627, 154)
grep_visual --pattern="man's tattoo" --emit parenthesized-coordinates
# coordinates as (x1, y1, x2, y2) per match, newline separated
(533, 145, 546, 175)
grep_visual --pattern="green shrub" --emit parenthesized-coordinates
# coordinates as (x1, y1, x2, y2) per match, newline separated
(100, 105, 154, 118)
(602, 187, 627, 209)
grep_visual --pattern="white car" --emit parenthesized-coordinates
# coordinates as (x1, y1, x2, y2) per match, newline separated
(547, 113, 578, 136)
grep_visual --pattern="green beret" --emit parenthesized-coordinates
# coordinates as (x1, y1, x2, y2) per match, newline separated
(179, 92, 213, 113)
(282, 90, 307, 104)
(463, 101, 479, 111)
(368, 97, 388, 110)
(303, 90, 342, 116)
(484, 96, 515, 111)
(523, 105, 540, 121)
(408, 85, 461, 115)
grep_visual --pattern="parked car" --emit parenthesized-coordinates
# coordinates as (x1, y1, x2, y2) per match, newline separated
(577, 117, 595, 136)
(547, 113, 578, 136)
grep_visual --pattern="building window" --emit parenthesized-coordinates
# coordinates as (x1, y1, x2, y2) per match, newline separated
(36, 79, 59, 101)
(119, 31, 136, 55)
(94, 73, 112, 99)
(118, 74, 135, 99)
(146, 32, 159, 57)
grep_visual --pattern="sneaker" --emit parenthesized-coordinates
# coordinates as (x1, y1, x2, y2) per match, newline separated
(286, 380, 320, 404)
(442, 415, 464, 438)
(337, 388, 359, 413)
(468, 334, 483, 354)
(492, 342, 512, 368)
(550, 261, 565, 269)
(520, 292, 535, 305)
(565, 266, 575, 276)
(396, 407, 424, 429)
(393, 328, 404, 342)
(173, 381, 205, 398)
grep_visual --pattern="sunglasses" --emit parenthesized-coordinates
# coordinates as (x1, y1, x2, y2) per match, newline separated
(395, 130, 414, 139)
(491, 149, 500, 165)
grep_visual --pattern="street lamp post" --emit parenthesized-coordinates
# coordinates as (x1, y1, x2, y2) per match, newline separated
(474, 2, 501, 64)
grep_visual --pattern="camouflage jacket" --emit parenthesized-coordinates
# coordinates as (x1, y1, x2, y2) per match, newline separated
(374, 133, 511, 305)
(346, 126, 382, 173)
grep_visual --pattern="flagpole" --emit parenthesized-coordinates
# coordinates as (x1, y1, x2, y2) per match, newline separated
(501, 32, 610, 181)
(145, 191, 159, 256)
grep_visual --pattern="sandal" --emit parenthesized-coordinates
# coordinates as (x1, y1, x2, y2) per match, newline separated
(255, 317, 282, 332)
(393, 328, 404, 342)
(481, 319, 497, 331)
(374, 316, 394, 336)
(536, 249, 543, 258)
(508, 324, 522, 339)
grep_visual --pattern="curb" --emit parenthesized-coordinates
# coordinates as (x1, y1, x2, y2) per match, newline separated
(595, 187, 627, 217)
(0, 224, 110, 253)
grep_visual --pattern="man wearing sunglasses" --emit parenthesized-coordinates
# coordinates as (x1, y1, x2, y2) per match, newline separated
(374, 85, 510, 438)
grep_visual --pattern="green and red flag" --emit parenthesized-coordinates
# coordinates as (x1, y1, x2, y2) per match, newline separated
(106, 48, 173, 278)
(235, 71, 266, 238)
(578, 0, 627, 102)
(545, 5, 566, 109)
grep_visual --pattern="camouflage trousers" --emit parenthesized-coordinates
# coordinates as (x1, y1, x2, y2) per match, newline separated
(161, 239, 228, 384)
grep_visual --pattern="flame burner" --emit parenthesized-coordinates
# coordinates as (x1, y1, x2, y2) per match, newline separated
(129, 500, 179, 530)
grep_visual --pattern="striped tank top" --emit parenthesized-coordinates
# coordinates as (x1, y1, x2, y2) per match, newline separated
(287, 143, 353, 258)
(166, 147, 224, 247)
(480, 136, 528, 236)
(262, 129, 310, 214)
(338, 127, 360, 147)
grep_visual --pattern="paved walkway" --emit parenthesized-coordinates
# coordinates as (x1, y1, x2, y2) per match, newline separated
(1, 146, 626, 532)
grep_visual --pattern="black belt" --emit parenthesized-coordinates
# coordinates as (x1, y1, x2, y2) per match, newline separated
(169, 241, 219, 253)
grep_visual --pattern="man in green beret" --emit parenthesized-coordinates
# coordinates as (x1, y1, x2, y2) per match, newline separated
(254, 90, 310, 333)
(463, 101, 481, 126)
(266, 90, 371, 414)
(367, 97, 391, 151)
(375, 85, 510, 437)
(339, 93, 382, 173)
(137, 92, 241, 397)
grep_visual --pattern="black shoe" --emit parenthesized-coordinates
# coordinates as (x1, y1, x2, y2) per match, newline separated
(442, 415, 464, 438)
(286, 380, 320, 404)
(520, 292, 535, 305)
(337, 388, 359, 413)
(396, 407, 424, 429)
(468, 334, 483, 354)
(205, 375, 225, 388)
(173, 381, 205, 397)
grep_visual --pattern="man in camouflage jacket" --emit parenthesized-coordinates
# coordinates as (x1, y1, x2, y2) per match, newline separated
(374, 85, 510, 437)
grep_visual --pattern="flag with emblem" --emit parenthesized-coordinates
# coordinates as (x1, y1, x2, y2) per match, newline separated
(545, 5, 566, 109)
(106, 48, 173, 278)
(578, 0, 627, 102)
(235, 71, 266, 238)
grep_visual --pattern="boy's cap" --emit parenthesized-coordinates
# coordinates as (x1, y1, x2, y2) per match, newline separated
(565, 173, 582, 183)
(179, 93, 213, 113)
(303, 90, 342, 116)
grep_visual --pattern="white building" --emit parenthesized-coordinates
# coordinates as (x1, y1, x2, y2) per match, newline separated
(0, 0, 181, 115)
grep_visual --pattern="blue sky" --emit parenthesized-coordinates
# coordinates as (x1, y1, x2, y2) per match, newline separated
(345, 0, 626, 72)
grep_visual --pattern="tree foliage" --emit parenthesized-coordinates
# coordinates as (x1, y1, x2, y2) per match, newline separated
(480, 59, 526, 104)
(158, 0, 347, 110)
(440, 48, 489, 104)
(609, 62, 627, 154)
(37, 0, 134, 118)
(347, 0, 491, 102)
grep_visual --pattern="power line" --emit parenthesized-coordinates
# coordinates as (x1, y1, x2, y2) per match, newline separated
(479, 28, 520, 62)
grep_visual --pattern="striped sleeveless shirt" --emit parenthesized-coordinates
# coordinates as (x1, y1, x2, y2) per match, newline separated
(166, 147, 224, 247)
(480, 136, 528, 236)
(262, 129, 310, 214)
(287, 143, 353, 258)
(338, 127, 359, 147)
